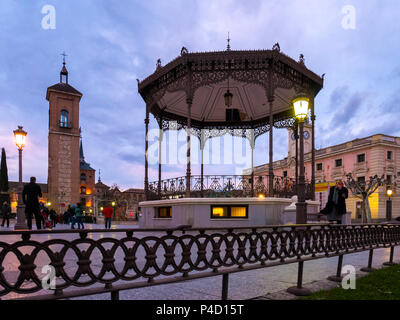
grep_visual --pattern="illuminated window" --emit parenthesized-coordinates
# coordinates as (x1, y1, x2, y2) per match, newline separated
(211, 205, 248, 219)
(80, 186, 86, 194)
(230, 207, 247, 218)
(211, 206, 228, 218)
(157, 207, 172, 218)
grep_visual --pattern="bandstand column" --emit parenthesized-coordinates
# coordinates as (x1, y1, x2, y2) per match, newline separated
(311, 96, 316, 201)
(186, 98, 192, 198)
(250, 129, 255, 197)
(144, 106, 150, 200)
(200, 130, 205, 198)
(157, 125, 163, 198)
(268, 96, 274, 197)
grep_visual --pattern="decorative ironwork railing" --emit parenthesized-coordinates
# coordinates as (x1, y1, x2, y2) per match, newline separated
(148, 175, 313, 200)
(1, 224, 399, 300)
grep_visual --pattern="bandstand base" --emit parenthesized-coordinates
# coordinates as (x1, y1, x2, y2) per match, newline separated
(138, 197, 320, 229)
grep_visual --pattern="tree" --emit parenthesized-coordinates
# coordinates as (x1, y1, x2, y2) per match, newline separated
(0, 148, 10, 204)
(344, 173, 394, 223)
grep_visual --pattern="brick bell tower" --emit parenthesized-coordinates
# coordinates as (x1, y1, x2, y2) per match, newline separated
(46, 55, 82, 212)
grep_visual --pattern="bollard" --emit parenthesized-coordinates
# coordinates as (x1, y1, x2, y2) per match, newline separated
(287, 260, 312, 296)
(360, 249, 376, 272)
(383, 246, 396, 266)
(221, 273, 229, 300)
(327, 254, 344, 282)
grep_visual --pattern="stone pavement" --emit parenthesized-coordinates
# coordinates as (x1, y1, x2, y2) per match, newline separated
(0, 222, 398, 300)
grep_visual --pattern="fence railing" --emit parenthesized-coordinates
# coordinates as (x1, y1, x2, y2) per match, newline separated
(148, 175, 314, 200)
(0, 224, 399, 300)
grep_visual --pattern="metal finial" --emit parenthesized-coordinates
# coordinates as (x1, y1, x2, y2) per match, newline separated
(61, 51, 67, 65)
(226, 32, 231, 51)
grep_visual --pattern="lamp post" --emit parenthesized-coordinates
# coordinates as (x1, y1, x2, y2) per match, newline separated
(112, 201, 116, 220)
(13, 126, 28, 230)
(386, 186, 393, 221)
(293, 96, 309, 224)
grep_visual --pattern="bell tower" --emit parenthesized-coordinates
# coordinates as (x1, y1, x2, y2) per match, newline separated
(46, 55, 83, 212)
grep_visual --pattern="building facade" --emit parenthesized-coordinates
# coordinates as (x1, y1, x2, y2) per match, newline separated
(251, 128, 400, 221)
(95, 179, 145, 220)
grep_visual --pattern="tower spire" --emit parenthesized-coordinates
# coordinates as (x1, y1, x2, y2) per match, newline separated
(60, 51, 68, 84)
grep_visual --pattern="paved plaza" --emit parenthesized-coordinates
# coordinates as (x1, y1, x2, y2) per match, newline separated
(0, 221, 398, 300)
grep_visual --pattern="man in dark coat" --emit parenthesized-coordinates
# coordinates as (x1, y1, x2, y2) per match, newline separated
(22, 176, 43, 230)
(1, 201, 11, 228)
(322, 180, 349, 224)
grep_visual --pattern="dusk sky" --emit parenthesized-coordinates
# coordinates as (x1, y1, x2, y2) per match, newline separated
(0, 0, 399, 190)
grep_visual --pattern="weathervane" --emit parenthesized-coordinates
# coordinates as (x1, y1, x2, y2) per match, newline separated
(226, 32, 231, 51)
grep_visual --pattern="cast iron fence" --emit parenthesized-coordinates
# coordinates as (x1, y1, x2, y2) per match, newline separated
(148, 175, 314, 200)
(0, 223, 399, 300)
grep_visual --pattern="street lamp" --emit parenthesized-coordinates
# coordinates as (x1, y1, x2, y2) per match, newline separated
(112, 201, 116, 220)
(13, 126, 28, 230)
(293, 96, 310, 224)
(386, 186, 393, 221)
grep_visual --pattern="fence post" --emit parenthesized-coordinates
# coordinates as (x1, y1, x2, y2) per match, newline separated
(111, 290, 120, 300)
(327, 254, 344, 282)
(221, 274, 229, 300)
(360, 249, 376, 272)
(287, 261, 312, 296)
(383, 246, 396, 266)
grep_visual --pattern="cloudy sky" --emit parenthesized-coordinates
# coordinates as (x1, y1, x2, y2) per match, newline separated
(0, 0, 399, 189)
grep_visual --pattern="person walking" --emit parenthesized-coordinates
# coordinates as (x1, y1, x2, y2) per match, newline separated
(1, 201, 11, 228)
(103, 205, 113, 229)
(49, 209, 57, 228)
(70, 204, 77, 229)
(22, 177, 43, 230)
(321, 180, 349, 224)
(75, 203, 84, 229)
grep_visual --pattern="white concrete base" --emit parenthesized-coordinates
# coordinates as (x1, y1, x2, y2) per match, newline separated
(138, 197, 320, 229)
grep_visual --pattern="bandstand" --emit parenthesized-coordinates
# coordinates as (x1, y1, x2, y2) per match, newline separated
(137, 43, 324, 228)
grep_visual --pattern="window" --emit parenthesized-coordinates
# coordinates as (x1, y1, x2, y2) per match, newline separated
(283, 171, 288, 177)
(211, 205, 248, 219)
(357, 176, 365, 183)
(357, 154, 365, 163)
(60, 110, 70, 128)
(157, 207, 172, 218)
(80, 198, 86, 207)
(387, 151, 393, 160)
(80, 173, 86, 181)
(387, 175, 392, 183)
(316, 163, 323, 171)
(335, 159, 342, 167)
(80, 186, 86, 194)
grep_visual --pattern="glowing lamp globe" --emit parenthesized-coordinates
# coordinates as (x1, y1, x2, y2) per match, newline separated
(13, 126, 27, 151)
(387, 187, 393, 197)
(293, 97, 309, 121)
